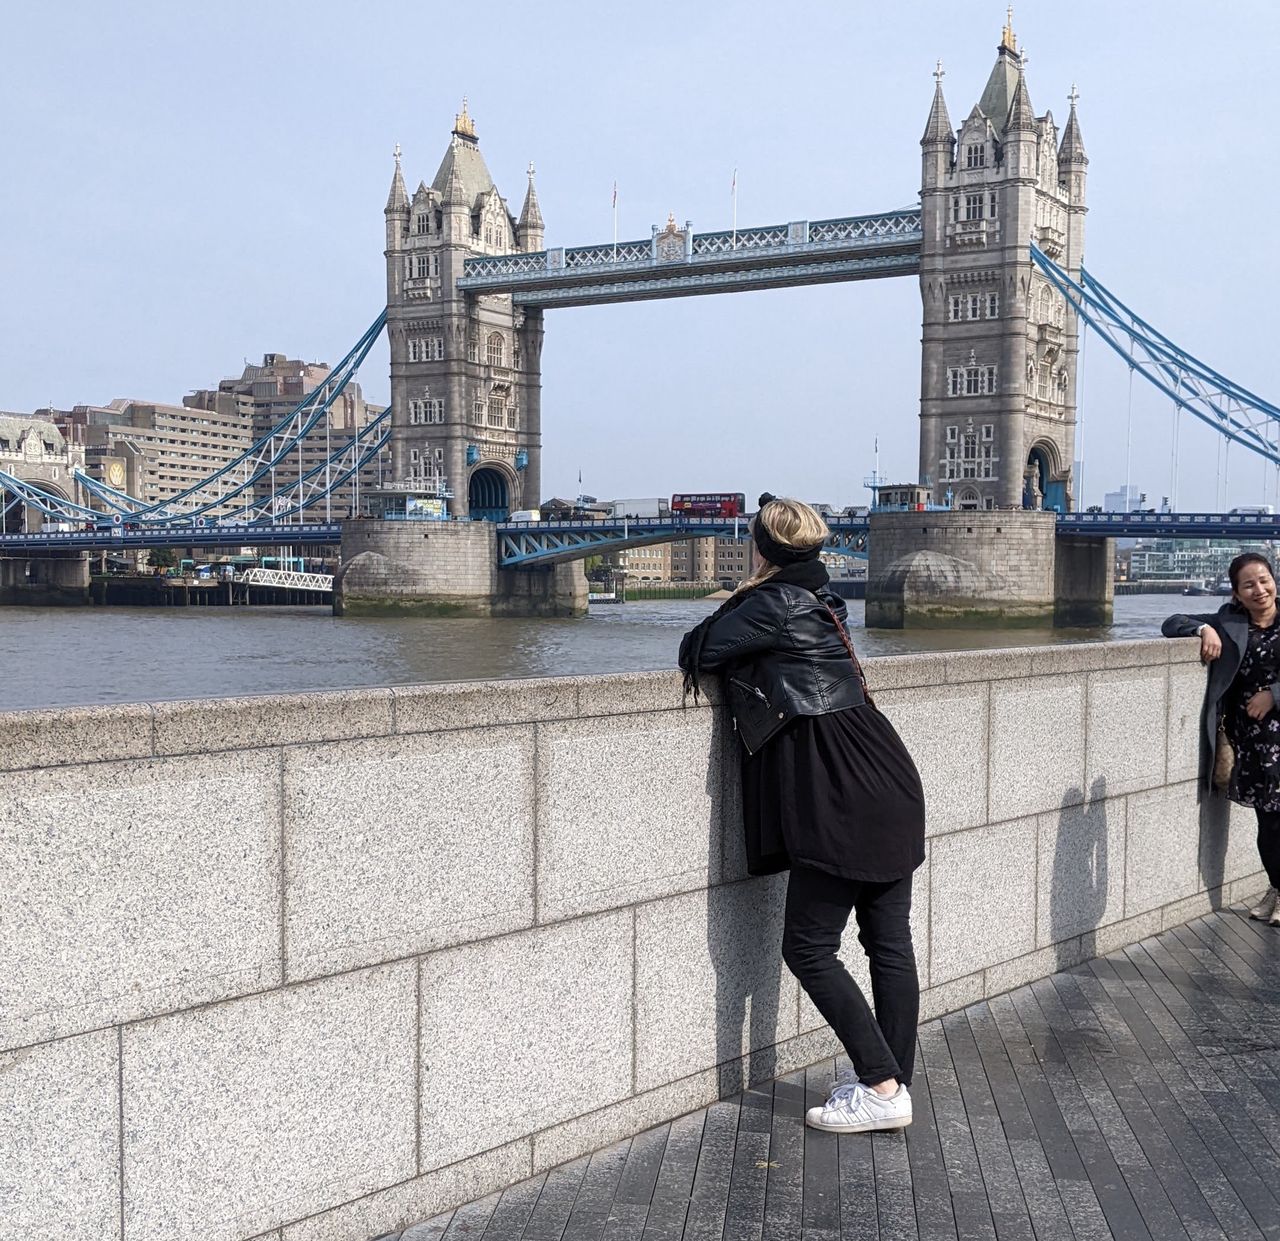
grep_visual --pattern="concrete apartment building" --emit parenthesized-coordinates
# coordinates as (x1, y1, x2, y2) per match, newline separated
(45, 354, 387, 522)
(53, 399, 255, 519)
(185, 353, 388, 521)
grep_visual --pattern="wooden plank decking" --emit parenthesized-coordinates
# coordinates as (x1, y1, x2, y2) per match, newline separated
(381, 906, 1280, 1241)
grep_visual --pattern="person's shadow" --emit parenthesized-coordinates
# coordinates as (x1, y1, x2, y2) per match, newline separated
(704, 698, 782, 1098)
(1048, 776, 1109, 963)
(1197, 782, 1230, 907)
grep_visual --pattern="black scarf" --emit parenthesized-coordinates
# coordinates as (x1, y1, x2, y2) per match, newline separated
(680, 559, 830, 702)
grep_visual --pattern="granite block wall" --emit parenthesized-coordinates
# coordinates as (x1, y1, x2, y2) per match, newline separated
(0, 638, 1262, 1241)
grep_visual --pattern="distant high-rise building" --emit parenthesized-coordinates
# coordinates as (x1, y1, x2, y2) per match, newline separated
(1103, 484, 1141, 513)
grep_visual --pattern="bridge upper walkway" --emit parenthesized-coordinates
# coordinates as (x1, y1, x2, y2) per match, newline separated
(456, 210, 923, 307)
(385, 904, 1280, 1241)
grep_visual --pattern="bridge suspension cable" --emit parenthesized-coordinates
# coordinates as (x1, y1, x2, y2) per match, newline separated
(1032, 245, 1280, 468)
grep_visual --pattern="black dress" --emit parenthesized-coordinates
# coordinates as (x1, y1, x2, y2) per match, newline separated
(742, 703, 926, 883)
(1226, 621, 1280, 811)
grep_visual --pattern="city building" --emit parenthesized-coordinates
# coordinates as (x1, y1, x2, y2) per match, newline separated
(1127, 538, 1272, 583)
(669, 536, 756, 587)
(618, 542, 672, 581)
(0, 413, 85, 532)
(918, 15, 1087, 511)
(383, 103, 545, 519)
(1103, 484, 1142, 513)
(185, 353, 388, 521)
(52, 399, 255, 519)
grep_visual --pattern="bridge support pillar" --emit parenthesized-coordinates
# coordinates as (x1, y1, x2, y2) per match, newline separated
(333, 520, 588, 618)
(866, 510, 1111, 629)
(1054, 534, 1115, 627)
(0, 554, 89, 606)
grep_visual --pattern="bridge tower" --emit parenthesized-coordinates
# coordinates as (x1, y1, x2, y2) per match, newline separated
(918, 16, 1087, 512)
(383, 103, 544, 519)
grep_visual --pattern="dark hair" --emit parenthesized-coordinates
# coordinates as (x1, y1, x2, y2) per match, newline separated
(1229, 552, 1275, 590)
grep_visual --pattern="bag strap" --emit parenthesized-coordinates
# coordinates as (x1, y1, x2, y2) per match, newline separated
(822, 601, 876, 708)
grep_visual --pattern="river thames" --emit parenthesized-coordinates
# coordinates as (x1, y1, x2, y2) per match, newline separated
(1, 592, 1208, 711)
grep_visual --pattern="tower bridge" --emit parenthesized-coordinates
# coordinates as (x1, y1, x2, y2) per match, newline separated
(8, 19, 1280, 621)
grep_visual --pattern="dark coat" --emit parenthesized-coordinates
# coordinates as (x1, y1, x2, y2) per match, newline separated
(677, 580, 866, 754)
(1162, 601, 1280, 790)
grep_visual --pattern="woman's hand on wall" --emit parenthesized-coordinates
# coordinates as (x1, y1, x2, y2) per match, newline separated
(1200, 627, 1223, 663)
(1247, 689, 1276, 720)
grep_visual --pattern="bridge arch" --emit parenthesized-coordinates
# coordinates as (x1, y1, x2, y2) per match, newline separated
(468, 463, 514, 522)
(1024, 439, 1069, 513)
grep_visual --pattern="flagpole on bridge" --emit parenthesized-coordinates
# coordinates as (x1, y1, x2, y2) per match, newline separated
(731, 168, 738, 249)
(612, 181, 618, 261)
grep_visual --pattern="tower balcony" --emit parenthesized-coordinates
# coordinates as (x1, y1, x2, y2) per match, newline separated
(1037, 225, 1065, 259)
(947, 219, 989, 247)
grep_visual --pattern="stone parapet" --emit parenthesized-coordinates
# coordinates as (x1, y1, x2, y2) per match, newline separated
(0, 639, 1259, 1239)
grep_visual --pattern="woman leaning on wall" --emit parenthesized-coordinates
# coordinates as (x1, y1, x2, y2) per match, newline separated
(679, 494, 925, 1135)
(1162, 552, 1280, 924)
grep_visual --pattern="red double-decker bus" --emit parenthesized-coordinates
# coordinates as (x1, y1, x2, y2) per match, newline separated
(670, 492, 747, 517)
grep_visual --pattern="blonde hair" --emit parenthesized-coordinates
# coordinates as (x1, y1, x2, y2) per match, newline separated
(733, 497, 830, 594)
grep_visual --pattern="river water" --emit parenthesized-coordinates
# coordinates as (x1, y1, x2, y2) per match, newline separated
(1, 593, 1208, 712)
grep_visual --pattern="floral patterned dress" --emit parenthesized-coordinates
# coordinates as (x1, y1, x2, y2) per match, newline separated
(1225, 621, 1280, 810)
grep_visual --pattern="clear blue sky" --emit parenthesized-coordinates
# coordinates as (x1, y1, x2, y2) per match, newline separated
(3, 0, 1277, 511)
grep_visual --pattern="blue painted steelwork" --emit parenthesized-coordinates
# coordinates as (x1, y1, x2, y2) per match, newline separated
(1057, 511, 1280, 538)
(495, 515, 872, 568)
(0, 523, 342, 551)
(1032, 246, 1280, 467)
(458, 211, 922, 307)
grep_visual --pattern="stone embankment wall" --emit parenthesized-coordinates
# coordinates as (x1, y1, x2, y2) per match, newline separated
(0, 639, 1261, 1240)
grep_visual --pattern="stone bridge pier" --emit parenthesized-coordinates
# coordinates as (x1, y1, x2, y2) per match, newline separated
(334, 519, 587, 617)
(0, 552, 89, 605)
(866, 510, 1112, 628)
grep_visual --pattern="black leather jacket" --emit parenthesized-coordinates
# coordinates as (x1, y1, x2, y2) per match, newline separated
(678, 581, 868, 754)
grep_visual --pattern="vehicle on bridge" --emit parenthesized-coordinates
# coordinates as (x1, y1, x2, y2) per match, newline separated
(671, 492, 747, 518)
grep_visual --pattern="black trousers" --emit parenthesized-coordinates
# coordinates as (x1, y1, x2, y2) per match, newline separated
(1256, 810, 1280, 888)
(781, 864, 919, 1087)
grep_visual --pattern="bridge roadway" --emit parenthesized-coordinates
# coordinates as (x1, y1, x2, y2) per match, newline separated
(384, 904, 1280, 1241)
(3, 511, 1279, 564)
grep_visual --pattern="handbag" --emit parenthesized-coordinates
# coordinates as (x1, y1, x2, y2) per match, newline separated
(822, 602, 876, 708)
(1213, 719, 1235, 791)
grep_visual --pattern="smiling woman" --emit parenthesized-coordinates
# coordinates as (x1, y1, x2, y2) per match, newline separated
(1163, 552, 1280, 923)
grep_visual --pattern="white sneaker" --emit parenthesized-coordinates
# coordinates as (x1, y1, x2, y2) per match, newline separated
(1249, 887, 1279, 921)
(805, 1080, 912, 1133)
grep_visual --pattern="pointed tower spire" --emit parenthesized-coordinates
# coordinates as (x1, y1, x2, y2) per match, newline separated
(519, 162, 544, 230)
(921, 60, 954, 146)
(1005, 65, 1037, 133)
(1059, 84, 1088, 165)
(385, 142, 409, 214)
(442, 155, 467, 207)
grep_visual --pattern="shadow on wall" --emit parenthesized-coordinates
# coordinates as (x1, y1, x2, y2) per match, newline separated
(1049, 777, 1109, 965)
(1197, 784, 1230, 906)
(706, 708, 782, 1098)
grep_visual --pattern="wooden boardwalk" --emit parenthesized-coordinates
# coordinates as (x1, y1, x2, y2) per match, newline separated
(384, 907, 1280, 1241)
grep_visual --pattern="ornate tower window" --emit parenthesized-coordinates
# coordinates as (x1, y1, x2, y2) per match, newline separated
(964, 194, 985, 221)
(486, 394, 506, 427)
(967, 293, 981, 319)
(965, 143, 986, 169)
(949, 295, 963, 322)
(486, 333, 505, 367)
(986, 292, 999, 318)
(413, 214, 429, 235)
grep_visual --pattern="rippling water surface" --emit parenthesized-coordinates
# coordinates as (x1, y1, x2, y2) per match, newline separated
(3, 593, 1198, 711)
